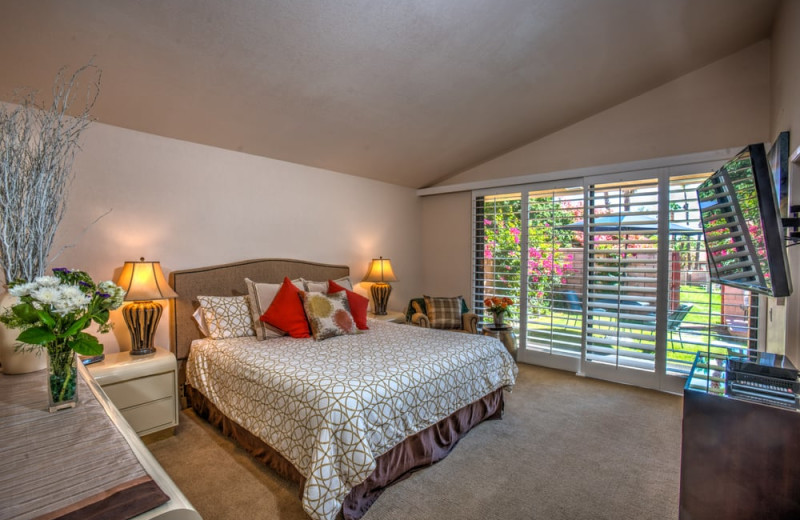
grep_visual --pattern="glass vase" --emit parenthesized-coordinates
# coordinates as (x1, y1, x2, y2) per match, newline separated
(47, 348, 78, 412)
(492, 311, 505, 328)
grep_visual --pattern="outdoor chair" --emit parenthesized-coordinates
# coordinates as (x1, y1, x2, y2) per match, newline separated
(564, 290, 582, 325)
(667, 303, 693, 348)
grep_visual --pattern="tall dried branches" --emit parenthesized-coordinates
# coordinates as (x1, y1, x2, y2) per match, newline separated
(0, 62, 101, 284)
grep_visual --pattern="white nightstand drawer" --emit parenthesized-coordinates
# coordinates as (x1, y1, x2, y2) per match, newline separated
(87, 347, 179, 438)
(121, 397, 177, 435)
(103, 372, 175, 410)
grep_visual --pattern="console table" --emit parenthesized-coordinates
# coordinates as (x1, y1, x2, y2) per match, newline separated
(680, 354, 800, 518)
(0, 360, 200, 520)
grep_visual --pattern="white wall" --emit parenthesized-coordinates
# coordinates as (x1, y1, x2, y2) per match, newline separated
(50, 122, 422, 352)
(421, 41, 772, 310)
(421, 191, 473, 302)
(439, 40, 770, 186)
(771, 0, 800, 363)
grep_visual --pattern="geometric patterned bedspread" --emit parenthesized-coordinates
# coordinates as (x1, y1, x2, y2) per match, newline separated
(186, 319, 518, 520)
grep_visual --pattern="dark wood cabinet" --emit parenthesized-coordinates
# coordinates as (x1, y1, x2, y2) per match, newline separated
(680, 356, 800, 519)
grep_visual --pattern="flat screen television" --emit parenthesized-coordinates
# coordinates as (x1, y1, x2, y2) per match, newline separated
(696, 143, 792, 297)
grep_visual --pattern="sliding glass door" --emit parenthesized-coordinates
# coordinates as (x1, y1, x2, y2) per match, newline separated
(474, 170, 757, 391)
(665, 174, 754, 377)
(523, 186, 584, 371)
(582, 178, 661, 387)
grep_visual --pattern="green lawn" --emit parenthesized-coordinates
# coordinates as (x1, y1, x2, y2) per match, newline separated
(518, 284, 746, 370)
(677, 284, 721, 326)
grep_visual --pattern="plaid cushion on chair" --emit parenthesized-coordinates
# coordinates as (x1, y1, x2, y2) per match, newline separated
(423, 295, 463, 329)
(406, 297, 470, 324)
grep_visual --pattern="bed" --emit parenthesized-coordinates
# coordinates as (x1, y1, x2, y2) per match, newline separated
(169, 258, 518, 520)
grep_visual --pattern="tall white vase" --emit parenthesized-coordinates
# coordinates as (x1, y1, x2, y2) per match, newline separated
(0, 292, 46, 374)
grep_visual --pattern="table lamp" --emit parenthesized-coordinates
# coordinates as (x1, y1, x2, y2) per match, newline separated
(116, 258, 178, 355)
(363, 256, 397, 315)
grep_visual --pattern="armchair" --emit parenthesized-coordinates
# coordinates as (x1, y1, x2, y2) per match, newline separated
(406, 296, 479, 334)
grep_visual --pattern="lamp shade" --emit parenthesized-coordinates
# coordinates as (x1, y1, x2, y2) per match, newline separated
(117, 258, 178, 301)
(363, 257, 398, 283)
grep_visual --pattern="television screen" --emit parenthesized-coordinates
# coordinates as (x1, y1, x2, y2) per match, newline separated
(696, 143, 792, 297)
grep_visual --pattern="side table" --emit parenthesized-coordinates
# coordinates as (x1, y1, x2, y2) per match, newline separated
(368, 310, 406, 324)
(483, 326, 518, 360)
(87, 346, 179, 440)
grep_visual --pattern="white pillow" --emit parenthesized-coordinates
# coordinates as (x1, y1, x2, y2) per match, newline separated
(334, 276, 353, 290)
(245, 277, 304, 340)
(301, 276, 354, 293)
(197, 295, 255, 339)
(304, 280, 329, 293)
(192, 306, 210, 337)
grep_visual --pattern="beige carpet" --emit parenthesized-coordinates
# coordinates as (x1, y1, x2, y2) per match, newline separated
(147, 364, 682, 520)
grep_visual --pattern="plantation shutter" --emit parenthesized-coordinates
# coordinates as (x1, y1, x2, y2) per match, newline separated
(667, 175, 707, 375)
(475, 193, 523, 326)
(585, 179, 660, 371)
(667, 174, 759, 376)
(526, 187, 584, 357)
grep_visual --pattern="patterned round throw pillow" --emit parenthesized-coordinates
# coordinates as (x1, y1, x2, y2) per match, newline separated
(302, 291, 357, 340)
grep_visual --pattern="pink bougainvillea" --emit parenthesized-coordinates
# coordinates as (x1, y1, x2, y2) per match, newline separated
(482, 197, 578, 312)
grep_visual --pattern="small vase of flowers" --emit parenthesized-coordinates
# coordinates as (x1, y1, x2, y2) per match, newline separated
(0, 268, 125, 411)
(484, 296, 514, 328)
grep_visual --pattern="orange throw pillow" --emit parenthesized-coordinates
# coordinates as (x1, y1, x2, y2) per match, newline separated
(328, 279, 370, 330)
(260, 277, 311, 338)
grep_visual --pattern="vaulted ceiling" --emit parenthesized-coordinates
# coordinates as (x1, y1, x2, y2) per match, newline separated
(0, 0, 780, 188)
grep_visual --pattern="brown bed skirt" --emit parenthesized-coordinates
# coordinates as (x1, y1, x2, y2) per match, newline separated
(186, 384, 505, 519)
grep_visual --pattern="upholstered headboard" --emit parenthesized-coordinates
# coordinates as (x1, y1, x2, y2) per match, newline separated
(168, 258, 350, 362)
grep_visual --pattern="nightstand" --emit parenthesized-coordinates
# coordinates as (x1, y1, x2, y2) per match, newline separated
(368, 310, 406, 324)
(87, 346, 179, 439)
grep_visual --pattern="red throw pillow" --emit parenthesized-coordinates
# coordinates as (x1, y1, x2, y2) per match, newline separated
(260, 277, 310, 338)
(328, 279, 369, 330)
